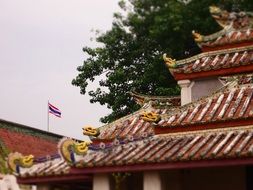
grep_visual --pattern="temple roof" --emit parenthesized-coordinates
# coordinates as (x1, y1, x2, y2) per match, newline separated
(209, 6, 253, 30)
(193, 6, 253, 51)
(0, 119, 62, 174)
(71, 125, 253, 171)
(130, 90, 180, 107)
(155, 82, 253, 131)
(17, 157, 70, 178)
(90, 95, 180, 142)
(165, 45, 253, 80)
(194, 28, 253, 51)
(0, 119, 61, 157)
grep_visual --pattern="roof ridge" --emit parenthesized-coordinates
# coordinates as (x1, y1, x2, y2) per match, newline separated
(175, 44, 253, 66)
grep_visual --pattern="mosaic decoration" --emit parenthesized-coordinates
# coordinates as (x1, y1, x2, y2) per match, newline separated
(7, 152, 34, 173)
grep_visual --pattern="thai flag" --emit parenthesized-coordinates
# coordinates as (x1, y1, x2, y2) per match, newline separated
(48, 103, 61, 118)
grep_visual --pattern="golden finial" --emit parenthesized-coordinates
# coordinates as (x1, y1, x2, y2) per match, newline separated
(140, 111, 161, 123)
(209, 5, 221, 14)
(163, 54, 177, 68)
(7, 152, 34, 173)
(192, 30, 203, 42)
(58, 138, 90, 163)
(82, 126, 100, 137)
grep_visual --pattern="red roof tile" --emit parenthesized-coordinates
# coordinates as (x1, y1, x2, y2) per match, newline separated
(170, 45, 253, 79)
(73, 126, 253, 169)
(95, 99, 178, 141)
(198, 28, 253, 50)
(0, 119, 61, 157)
(18, 158, 70, 177)
(156, 83, 253, 130)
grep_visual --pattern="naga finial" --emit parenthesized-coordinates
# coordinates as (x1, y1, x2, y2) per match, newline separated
(163, 54, 177, 68)
(58, 138, 90, 164)
(140, 111, 161, 123)
(192, 30, 203, 42)
(7, 152, 34, 173)
(209, 5, 221, 15)
(82, 126, 100, 137)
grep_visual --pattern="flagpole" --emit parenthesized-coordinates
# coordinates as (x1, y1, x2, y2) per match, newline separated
(47, 100, 49, 132)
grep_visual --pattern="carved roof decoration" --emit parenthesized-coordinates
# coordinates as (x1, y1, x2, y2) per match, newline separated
(130, 90, 180, 107)
(165, 45, 253, 80)
(194, 6, 253, 50)
(91, 105, 157, 142)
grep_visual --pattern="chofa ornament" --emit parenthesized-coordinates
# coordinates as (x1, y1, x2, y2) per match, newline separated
(58, 138, 90, 163)
(82, 126, 100, 137)
(163, 54, 177, 68)
(192, 30, 203, 42)
(7, 152, 34, 173)
(140, 111, 161, 122)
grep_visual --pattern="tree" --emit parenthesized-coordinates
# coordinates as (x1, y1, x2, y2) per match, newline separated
(72, 0, 252, 123)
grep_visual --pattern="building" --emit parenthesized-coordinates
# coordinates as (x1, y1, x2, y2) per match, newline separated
(0, 119, 62, 174)
(7, 6, 253, 190)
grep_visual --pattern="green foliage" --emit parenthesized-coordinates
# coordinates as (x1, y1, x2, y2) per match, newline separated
(0, 140, 10, 174)
(72, 0, 251, 123)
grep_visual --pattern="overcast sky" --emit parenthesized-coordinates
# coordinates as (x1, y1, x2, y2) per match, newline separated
(0, 0, 120, 139)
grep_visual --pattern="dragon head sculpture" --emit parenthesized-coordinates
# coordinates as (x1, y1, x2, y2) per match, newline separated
(192, 30, 203, 42)
(163, 54, 177, 68)
(82, 126, 100, 137)
(140, 111, 161, 123)
(7, 152, 34, 173)
(58, 138, 90, 164)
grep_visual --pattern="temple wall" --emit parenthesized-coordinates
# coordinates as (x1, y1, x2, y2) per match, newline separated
(191, 78, 223, 102)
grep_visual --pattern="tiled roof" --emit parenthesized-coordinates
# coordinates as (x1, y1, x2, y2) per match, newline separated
(130, 91, 180, 107)
(157, 82, 253, 130)
(171, 45, 253, 79)
(209, 6, 253, 30)
(0, 119, 61, 157)
(18, 157, 70, 178)
(95, 100, 177, 141)
(197, 28, 253, 49)
(96, 108, 155, 141)
(73, 125, 253, 169)
(220, 74, 253, 85)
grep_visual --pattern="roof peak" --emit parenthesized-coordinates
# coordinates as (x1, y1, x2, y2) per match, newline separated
(209, 6, 253, 30)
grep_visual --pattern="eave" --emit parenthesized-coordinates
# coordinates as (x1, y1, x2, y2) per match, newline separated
(70, 157, 253, 174)
(173, 60, 253, 80)
(17, 173, 92, 185)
